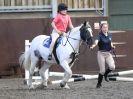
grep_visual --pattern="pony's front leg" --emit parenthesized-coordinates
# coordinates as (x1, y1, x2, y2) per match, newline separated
(60, 60, 72, 89)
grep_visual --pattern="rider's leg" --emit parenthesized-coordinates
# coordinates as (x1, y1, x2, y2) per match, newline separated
(48, 30, 59, 60)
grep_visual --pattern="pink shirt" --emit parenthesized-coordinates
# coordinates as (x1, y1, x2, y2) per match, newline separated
(53, 13, 72, 32)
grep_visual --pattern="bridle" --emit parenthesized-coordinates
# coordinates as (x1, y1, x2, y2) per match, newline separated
(63, 25, 93, 55)
(63, 30, 81, 54)
(64, 30, 81, 45)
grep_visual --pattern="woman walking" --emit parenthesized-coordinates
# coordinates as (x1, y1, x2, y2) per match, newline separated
(90, 23, 116, 88)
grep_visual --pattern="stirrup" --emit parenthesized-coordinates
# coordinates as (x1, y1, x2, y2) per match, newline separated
(48, 54, 52, 60)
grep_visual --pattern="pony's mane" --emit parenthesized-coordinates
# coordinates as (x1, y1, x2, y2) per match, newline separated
(67, 25, 82, 34)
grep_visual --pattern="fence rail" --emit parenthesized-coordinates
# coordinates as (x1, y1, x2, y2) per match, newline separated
(0, 0, 51, 6)
(58, 0, 103, 9)
(0, 0, 104, 16)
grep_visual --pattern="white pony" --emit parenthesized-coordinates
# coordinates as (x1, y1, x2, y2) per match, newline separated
(19, 21, 93, 89)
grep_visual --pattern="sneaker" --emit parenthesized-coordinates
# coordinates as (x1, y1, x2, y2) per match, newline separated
(48, 54, 52, 60)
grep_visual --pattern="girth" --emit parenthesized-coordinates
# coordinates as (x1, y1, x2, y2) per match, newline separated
(53, 39, 79, 65)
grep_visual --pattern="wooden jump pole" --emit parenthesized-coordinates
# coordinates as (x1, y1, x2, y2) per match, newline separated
(109, 77, 133, 82)
(108, 70, 133, 77)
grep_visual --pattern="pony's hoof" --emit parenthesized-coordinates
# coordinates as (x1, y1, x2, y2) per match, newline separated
(47, 80, 52, 85)
(63, 84, 70, 89)
(60, 82, 70, 89)
(60, 81, 66, 87)
(23, 80, 27, 85)
(28, 85, 35, 89)
(35, 84, 46, 89)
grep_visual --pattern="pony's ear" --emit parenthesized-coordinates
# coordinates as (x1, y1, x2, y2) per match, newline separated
(83, 21, 87, 26)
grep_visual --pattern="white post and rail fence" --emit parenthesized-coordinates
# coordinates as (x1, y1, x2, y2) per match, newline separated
(0, 0, 107, 17)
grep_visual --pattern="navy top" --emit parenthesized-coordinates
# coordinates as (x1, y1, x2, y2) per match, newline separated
(97, 32, 112, 51)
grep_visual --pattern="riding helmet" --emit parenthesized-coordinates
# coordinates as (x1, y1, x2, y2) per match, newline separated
(58, 3, 68, 12)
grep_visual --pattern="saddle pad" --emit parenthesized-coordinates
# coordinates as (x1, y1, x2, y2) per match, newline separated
(43, 36, 52, 48)
(43, 36, 62, 48)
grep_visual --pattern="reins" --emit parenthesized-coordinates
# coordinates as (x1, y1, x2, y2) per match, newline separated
(63, 30, 81, 54)
(64, 30, 81, 45)
(63, 28, 92, 55)
(64, 30, 71, 46)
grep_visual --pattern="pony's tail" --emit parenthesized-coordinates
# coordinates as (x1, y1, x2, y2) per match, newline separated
(19, 50, 31, 70)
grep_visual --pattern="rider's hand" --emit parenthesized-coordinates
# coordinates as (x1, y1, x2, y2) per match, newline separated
(56, 30, 62, 35)
(63, 33, 67, 37)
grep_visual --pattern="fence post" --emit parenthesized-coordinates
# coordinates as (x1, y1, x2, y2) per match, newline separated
(28, 0, 32, 6)
(39, 0, 43, 5)
(51, 0, 57, 18)
(22, 0, 26, 6)
(11, 0, 15, 6)
(25, 40, 30, 80)
(103, 0, 108, 16)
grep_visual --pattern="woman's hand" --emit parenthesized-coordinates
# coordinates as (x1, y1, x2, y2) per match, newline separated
(112, 46, 116, 49)
(90, 45, 94, 50)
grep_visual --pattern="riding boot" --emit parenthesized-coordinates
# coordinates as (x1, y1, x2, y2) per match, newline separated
(104, 68, 112, 82)
(48, 44, 53, 60)
(48, 40, 54, 60)
(96, 73, 103, 88)
(48, 54, 52, 60)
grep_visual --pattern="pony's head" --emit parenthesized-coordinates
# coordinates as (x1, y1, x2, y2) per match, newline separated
(80, 21, 93, 46)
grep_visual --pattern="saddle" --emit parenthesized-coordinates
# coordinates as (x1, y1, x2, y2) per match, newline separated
(43, 36, 78, 65)
(43, 36, 62, 64)
(43, 36, 62, 48)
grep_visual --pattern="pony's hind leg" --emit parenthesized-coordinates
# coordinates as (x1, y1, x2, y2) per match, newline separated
(28, 57, 38, 89)
(38, 62, 51, 88)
